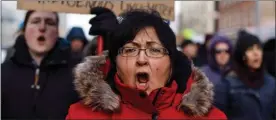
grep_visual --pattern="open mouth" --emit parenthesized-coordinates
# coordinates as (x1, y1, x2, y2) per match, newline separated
(136, 72, 149, 91)
(37, 36, 46, 42)
(253, 58, 261, 63)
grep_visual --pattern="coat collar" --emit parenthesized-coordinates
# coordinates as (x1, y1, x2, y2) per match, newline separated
(114, 73, 178, 114)
(74, 56, 214, 116)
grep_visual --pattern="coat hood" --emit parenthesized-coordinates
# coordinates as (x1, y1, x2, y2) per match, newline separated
(73, 56, 214, 116)
(208, 34, 232, 73)
(66, 27, 88, 45)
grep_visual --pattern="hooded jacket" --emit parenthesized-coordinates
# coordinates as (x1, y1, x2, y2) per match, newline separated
(201, 35, 232, 86)
(66, 27, 88, 61)
(1, 35, 80, 119)
(66, 56, 226, 119)
(66, 27, 88, 46)
(214, 30, 276, 120)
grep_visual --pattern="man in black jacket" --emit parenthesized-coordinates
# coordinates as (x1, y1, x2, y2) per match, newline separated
(1, 11, 79, 119)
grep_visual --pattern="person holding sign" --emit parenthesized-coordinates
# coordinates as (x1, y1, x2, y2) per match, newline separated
(66, 8, 226, 119)
(1, 11, 80, 119)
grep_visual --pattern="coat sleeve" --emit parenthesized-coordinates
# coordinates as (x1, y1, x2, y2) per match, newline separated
(214, 79, 230, 113)
(66, 104, 76, 120)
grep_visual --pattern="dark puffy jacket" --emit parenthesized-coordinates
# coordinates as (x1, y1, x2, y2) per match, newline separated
(214, 71, 276, 120)
(1, 35, 80, 119)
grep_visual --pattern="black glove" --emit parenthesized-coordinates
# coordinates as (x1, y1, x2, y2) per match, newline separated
(89, 7, 118, 36)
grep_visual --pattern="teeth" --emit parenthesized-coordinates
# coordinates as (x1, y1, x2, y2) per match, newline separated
(139, 83, 146, 86)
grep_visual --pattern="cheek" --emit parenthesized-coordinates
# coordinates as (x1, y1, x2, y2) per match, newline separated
(25, 27, 38, 47)
(150, 58, 171, 80)
(46, 27, 58, 42)
(116, 57, 136, 84)
(46, 28, 58, 46)
(25, 27, 37, 40)
(215, 55, 221, 61)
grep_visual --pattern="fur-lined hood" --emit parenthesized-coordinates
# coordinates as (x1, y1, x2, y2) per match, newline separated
(73, 56, 214, 116)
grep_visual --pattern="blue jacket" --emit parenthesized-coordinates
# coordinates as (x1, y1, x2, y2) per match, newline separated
(201, 65, 222, 86)
(214, 71, 276, 120)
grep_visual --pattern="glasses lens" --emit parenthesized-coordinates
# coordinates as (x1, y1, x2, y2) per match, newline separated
(215, 49, 229, 54)
(119, 47, 138, 57)
(119, 47, 169, 57)
(146, 48, 168, 58)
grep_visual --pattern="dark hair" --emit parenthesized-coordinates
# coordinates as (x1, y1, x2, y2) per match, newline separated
(106, 9, 189, 93)
(233, 30, 264, 88)
(109, 9, 176, 63)
(22, 10, 59, 32)
(180, 40, 195, 49)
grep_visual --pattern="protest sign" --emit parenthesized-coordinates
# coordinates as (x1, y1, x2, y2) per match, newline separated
(17, 0, 174, 20)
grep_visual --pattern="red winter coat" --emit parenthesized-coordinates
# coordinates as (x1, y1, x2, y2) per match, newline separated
(66, 56, 226, 119)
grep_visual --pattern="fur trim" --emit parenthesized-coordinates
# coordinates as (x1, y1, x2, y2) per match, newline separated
(74, 56, 120, 112)
(74, 56, 214, 116)
(178, 67, 214, 116)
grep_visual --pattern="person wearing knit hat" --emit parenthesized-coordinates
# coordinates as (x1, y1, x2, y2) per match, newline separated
(201, 34, 233, 86)
(180, 39, 198, 61)
(214, 30, 276, 120)
(66, 8, 226, 119)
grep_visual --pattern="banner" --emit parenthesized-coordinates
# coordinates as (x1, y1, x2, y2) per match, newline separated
(17, 0, 175, 20)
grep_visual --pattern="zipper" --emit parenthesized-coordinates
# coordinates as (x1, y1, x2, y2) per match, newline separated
(31, 68, 40, 90)
(31, 67, 41, 118)
(151, 88, 161, 120)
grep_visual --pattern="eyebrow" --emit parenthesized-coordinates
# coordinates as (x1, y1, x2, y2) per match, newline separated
(146, 41, 161, 46)
(128, 41, 162, 47)
(129, 41, 141, 47)
(31, 17, 55, 21)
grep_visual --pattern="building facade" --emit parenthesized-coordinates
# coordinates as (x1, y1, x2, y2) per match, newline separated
(217, 1, 275, 42)
(180, 1, 216, 35)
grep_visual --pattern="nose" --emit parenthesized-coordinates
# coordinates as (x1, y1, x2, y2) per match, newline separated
(136, 50, 148, 66)
(253, 48, 262, 56)
(38, 21, 46, 33)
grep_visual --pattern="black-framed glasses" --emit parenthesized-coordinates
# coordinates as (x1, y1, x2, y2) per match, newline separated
(118, 47, 169, 58)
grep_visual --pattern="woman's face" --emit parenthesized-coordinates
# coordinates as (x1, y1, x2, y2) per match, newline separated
(116, 27, 171, 94)
(244, 44, 263, 70)
(24, 11, 58, 56)
(215, 42, 230, 66)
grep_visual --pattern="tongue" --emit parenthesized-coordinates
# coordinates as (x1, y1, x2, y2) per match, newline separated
(137, 77, 148, 90)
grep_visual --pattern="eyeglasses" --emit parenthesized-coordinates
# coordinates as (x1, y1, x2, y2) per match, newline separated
(215, 49, 230, 54)
(118, 47, 169, 58)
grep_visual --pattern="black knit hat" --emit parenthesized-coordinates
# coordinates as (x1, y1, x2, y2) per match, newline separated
(233, 30, 264, 88)
(180, 39, 195, 49)
(234, 30, 262, 67)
